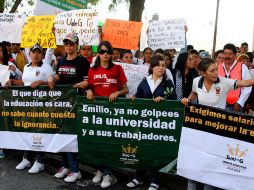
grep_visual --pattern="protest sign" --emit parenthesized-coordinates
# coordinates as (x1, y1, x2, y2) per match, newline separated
(54, 9, 99, 46)
(0, 65, 10, 86)
(0, 86, 78, 152)
(103, 19, 143, 50)
(21, 15, 56, 48)
(177, 104, 254, 190)
(77, 97, 184, 170)
(115, 62, 149, 96)
(34, 0, 87, 15)
(148, 18, 186, 50)
(0, 13, 26, 43)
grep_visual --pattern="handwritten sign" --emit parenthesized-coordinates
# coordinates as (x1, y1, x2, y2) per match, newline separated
(0, 13, 26, 43)
(21, 15, 56, 48)
(103, 19, 143, 50)
(148, 18, 186, 50)
(114, 62, 148, 96)
(54, 9, 99, 46)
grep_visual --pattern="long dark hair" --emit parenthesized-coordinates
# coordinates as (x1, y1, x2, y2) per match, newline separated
(0, 43, 10, 65)
(93, 41, 114, 70)
(174, 52, 190, 76)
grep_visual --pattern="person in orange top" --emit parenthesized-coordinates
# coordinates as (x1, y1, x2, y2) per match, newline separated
(217, 43, 251, 112)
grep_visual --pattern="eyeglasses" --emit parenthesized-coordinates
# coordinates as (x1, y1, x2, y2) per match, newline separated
(99, 49, 112, 55)
(63, 41, 76, 46)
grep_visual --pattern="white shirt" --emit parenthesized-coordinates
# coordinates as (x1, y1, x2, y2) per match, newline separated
(146, 75, 163, 94)
(192, 76, 237, 109)
(221, 61, 251, 107)
(22, 62, 54, 86)
(7, 61, 22, 79)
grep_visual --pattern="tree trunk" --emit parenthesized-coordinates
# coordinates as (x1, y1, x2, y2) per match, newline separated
(0, 0, 5, 13)
(10, 0, 23, 13)
(129, 0, 145, 22)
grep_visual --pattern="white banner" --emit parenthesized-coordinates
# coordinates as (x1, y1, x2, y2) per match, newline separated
(0, 131, 78, 153)
(0, 65, 10, 86)
(115, 62, 149, 96)
(177, 127, 254, 190)
(0, 13, 26, 43)
(54, 9, 99, 46)
(148, 18, 186, 50)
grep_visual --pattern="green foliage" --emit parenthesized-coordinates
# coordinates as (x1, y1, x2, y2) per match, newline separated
(2, 0, 35, 13)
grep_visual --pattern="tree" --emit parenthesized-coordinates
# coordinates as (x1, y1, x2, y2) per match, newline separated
(90, 0, 146, 22)
(0, 0, 34, 13)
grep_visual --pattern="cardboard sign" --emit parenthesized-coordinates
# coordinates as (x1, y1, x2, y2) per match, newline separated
(0, 13, 26, 43)
(103, 19, 143, 50)
(54, 9, 99, 46)
(21, 15, 56, 48)
(148, 18, 186, 50)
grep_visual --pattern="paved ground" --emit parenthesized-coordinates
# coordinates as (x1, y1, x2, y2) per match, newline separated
(0, 150, 176, 190)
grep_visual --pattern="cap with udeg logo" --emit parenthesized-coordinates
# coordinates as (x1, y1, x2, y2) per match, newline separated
(63, 32, 79, 43)
(30, 43, 43, 52)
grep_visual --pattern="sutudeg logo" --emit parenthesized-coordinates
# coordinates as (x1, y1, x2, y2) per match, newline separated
(32, 134, 44, 150)
(120, 144, 139, 165)
(222, 144, 248, 173)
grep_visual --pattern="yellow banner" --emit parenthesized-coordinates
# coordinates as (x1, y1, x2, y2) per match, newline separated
(21, 15, 56, 48)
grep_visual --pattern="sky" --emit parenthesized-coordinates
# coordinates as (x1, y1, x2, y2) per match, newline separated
(93, 0, 254, 52)
(13, 0, 254, 52)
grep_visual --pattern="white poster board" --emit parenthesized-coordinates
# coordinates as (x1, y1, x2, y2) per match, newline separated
(0, 13, 26, 43)
(148, 18, 186, 50)
(0, 65, 10, 86)
(54, 9, 99, 46)
(115, 62, 149, 96)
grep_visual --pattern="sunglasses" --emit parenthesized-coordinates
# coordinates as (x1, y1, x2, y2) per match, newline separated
(99, 49, 112, 55)
(63, 41, 76, 46)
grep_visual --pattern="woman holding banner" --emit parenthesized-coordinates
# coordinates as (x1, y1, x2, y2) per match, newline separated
(126, 54, 176, 190)
(181, 58, 254, 190)
(86, 41, 128, 189)
(50, 32, 90, 183)
(5, 43, 54, 174)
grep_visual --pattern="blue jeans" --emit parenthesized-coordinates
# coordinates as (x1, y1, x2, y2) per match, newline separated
(23, 151, 44, 163)
(61, 153, 79, 173)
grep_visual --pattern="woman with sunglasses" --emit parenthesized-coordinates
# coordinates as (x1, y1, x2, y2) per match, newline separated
(86, 41, 128, 188)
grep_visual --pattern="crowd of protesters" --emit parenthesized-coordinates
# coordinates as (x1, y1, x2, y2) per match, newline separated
(1, 22, 254, 190)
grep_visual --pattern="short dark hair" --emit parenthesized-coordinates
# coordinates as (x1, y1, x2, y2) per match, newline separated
(214, 50, 223, 59)
(187, 45, 194, 51)
(246, 52, 254, 63)
(190, 49, 199, 55)
(223, 43, 237, 54)
(120, 49, 132, 59)
(154, 48, 164, 55)
(197, 58, 216, 73)
(241, 42, 248, 47)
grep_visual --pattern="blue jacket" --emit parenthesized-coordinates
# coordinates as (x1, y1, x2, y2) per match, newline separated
(135, 77, 176, 100)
